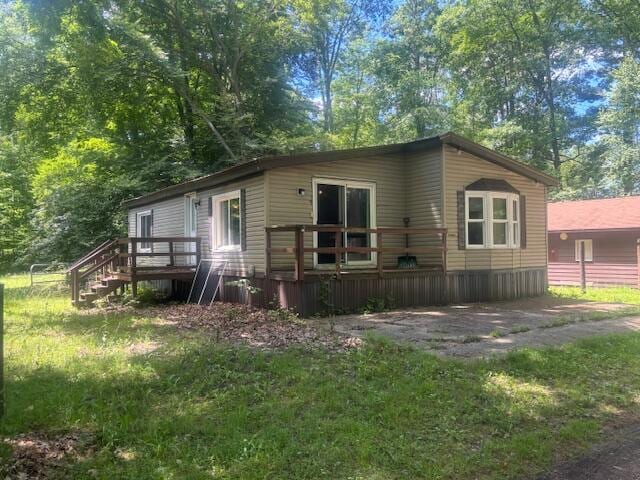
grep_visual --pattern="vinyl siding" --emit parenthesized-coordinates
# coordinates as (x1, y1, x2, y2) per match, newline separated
(128, 196, 185, 267)
(265, 150, 444, 270)
(128, 175, 265, 274)
(198, 175, 265, 275)
(548, 230, 640, 286)
(266, 153, 409, 269)
(405, 148, 444, 266)
(443, 145, 548, 270)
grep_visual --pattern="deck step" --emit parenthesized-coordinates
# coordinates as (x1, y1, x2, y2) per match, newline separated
(80, 278, 126, 306)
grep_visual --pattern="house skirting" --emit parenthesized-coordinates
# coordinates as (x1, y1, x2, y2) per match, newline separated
(177, 267, 547, 317)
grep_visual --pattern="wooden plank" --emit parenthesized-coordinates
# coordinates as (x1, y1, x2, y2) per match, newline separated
(119, 237, 200, 243)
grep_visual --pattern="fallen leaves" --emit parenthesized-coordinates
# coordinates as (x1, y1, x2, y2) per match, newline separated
(2, 431, 94, 480)
(138, 303, 363, 352)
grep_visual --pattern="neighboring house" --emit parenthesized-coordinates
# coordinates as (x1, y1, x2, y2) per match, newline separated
(72, 132, 557, 314)
(548, 196, 640, 287)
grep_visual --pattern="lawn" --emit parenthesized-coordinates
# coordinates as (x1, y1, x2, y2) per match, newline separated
(1, 275, 640, 479)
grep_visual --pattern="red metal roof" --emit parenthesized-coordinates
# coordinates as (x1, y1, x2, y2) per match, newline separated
(548, 196, 640, 232)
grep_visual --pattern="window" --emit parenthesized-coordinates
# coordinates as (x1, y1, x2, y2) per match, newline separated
(465, 192, 520, 248)
(136, 210, 152, 252)
(212, 191, 241, 251)
(313, 178, 376, 266)
(575, 239, 593, 262)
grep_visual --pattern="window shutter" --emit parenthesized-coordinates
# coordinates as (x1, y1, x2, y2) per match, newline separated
(520, 195, 527, 248)
(457, 190, 466, 250)
(150, 210, 154, 252)
(208, 197, 213, 251)
(240, 188, 247, 251)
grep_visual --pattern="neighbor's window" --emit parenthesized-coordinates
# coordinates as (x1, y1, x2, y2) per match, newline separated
(575, 239, 593, 262)
(136, 210, 152, 252)
(465, 192, 520, 248)
(212, 191, 241, 250)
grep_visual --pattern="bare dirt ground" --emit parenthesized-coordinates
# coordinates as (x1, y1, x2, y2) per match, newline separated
(539, 422, 640, 480)
(311, 296, 640, 357)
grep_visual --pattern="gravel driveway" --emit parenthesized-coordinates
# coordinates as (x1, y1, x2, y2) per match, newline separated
(313, 296, 640, 357)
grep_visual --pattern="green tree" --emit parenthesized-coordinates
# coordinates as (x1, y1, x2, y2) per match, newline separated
(597, 56, 640, 194)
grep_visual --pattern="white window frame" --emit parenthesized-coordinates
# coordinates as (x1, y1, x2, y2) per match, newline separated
(575, 239, 593, 262)
(465, 191, 520, 249)
(465, 195, 486, 248)
(136, 210, 153, 253)
(211, 190, 242, 252)
(312, 177, 377, 268)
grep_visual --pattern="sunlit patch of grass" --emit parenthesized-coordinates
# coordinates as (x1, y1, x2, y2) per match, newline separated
(2, 274, 640, 479)
(550, 286, 640, 305)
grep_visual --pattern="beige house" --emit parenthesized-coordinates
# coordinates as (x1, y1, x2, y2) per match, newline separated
(73, 133, 557, 314)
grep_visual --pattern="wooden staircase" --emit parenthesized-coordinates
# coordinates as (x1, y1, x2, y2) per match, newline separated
(79, 276, 126, 306)
(68, 237, 201, 307)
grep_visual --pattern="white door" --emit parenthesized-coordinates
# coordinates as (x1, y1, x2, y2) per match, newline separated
(184, 193, 198, 265)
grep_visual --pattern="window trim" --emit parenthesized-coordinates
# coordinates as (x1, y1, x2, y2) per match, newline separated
(136, 210, 153, 253)
(575, 239, 593, 262)
(465, 191, 520, 249)
(211, 190, 242, 252)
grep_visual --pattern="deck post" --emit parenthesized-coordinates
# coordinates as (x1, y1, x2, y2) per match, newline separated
(168, 241, 174, 267)
(580, 241, 586, 292)
(265, 228, 272, 280)
(195, 238, 202, 266)
(131, 239, 137, 297)
(294, 226, 305, 282)
(377, 232, 384, 278)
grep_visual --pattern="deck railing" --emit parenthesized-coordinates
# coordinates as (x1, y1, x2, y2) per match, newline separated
(265, 225, 447, 281)
(68, 237, 201, 302)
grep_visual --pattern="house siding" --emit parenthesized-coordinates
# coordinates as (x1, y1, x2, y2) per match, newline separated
(265, 150, 446, 271)
(128, 174, 265, 275)
(443, 145, 548, 271)
(197, 175, 265, 275)
(128, 196, 185, 267)
(549, 230, 640, 286)
(266, 153, 409, 270)
(405, 148, 444, 266)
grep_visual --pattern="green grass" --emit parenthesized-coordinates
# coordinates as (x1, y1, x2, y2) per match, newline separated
(2, 274, 640, 479)
(550, 285, 640, 304)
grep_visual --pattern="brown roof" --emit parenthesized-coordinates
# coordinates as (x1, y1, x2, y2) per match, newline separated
(548, 196, 640, 232)
(124, 132, 558, 208)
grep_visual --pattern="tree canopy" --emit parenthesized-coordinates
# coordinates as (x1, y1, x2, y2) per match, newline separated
(0, 0, 638, 268)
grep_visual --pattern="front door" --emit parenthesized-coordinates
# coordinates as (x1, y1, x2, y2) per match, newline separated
(313, 179, 376, 267)
(184, 193, 198, 264)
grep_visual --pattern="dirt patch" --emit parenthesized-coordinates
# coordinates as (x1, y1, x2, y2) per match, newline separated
(141, 303, 363, 352)
(2, 431, 94, 479)
(540, 422, 640, 480)
(125, 341, 160, 356)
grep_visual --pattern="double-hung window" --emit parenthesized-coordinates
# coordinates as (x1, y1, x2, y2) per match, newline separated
(136, 210, 153, 252)
(465, 192, 520, 249)
(212, 190, 241, 251)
